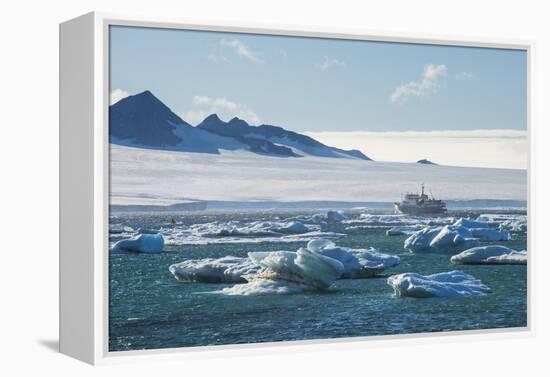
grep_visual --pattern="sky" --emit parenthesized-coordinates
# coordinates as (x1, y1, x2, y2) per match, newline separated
(109, 25, 527, 169)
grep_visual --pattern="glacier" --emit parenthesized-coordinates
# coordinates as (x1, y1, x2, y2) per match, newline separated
(387, 270, 491, 298)
(450, 245, 527, 265)
(109, 144, 527, 206)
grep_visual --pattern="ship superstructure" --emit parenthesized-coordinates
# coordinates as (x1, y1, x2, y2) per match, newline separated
(394, 184, 447, 215)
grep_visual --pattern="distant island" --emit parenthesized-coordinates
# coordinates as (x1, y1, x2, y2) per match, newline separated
(109, 90, 371, 160)
(417, 159, 437, 165)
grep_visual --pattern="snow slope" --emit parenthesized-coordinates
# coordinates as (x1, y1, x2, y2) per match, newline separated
(110, 144, 527, 205)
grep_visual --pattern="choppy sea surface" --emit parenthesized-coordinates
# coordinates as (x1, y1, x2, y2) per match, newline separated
(109, 210, 527, 352)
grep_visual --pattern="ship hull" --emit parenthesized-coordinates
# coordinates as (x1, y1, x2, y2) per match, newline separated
(394, 203, 447, 215)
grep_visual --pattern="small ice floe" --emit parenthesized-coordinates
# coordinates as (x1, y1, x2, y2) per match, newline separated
(387, 270, 491, 298)
(307, 238, 400, 278)
(450, 245, 527, 265)
(453, 218, 489, 229)
(220, 247, 345, 296)
(345, 214, 455, 227)
(428, 225, 481, 251)
(111, 234, 164, 253)
(109, 223, 134, 234)
(386, 225, 425, 236)
(219, 280, 307, 295)
(404, 226, 443, 251)
(404, 225, 480, 252)
(169, 256, 260, 283)
(404, 216, 513, 253)
(326, 210, 347, 222)
(469, 228, 510, 241)
(476, 214, 527, 233)
(285, 210, 346, 227)
(452, 217, 510, 240)
(159, 218, 345, 246)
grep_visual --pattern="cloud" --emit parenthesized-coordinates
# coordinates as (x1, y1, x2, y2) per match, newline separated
(110, 89, 129, 105)
(390, 64, 447, 103)
(316, 56, 347, 70)
(181, 95, 261, 125)
(209, 39, 264, 64)
(454, 71, 475, 80)
(303, 129, 527, 169)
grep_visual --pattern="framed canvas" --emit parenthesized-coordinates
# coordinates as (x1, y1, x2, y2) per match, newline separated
(59, 12, 534, 365)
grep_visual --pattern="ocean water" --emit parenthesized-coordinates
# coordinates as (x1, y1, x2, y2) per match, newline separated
(108, 210, 527, 352)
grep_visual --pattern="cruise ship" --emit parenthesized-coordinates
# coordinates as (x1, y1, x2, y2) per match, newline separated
(394, 184, 447, 215)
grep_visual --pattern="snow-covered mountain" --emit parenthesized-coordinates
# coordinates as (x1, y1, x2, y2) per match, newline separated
(198, 114, 371, 160)
(109, 91, 245, 154)
(110, 91, 371, 160)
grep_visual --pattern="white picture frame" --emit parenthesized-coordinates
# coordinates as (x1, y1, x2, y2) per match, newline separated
(59, 11, 535, 365)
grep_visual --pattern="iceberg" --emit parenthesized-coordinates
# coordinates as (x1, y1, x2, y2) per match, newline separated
(477, 214, 527, 233)
(159, 218, 345, 246)
(346, 214, 455, 227)
(111, 233, 164, 253)
(220, 280, 307, 295)
(169, 256, 260, 283)
(428, 225, 480, 251)
(469, 228, 510, 241)
(109, 223, 134, 234)
(248, 247, 344, 289)
(453, 218, 489, 229)
(387, 270, 491, 298)
(404, 226, 443, 252)
(307, 238, 400, 278)
(450, 245, 527, 265)
(219, 244, 345, 295)
(499, 219, 527, 232)
(326, 210, 347, 222)
(403, 223, 503, 253)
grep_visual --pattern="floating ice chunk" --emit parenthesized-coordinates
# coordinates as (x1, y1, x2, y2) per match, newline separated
(451, 245, 527, 265)
(387, 270, 490, 298)
(109, 223, 134, 234)
(349, 214, 454, 227)
(453, 218, 489, 229)
(219, 246, 344, 296)
(386, 225, 424, 236)
(219, 280, 307, 295)
(405, 225, 481, 253)
(404, 226, 443, 252)
(112, 234, 164, 253)
(499, 218, 528, 233)
(326, 210, 347, 222)
(249, 247, 344, 289)
(307, 238, 400, 278)
(469, 228, 510, 241)
(169, 256, 260, 283)
(429, 225, 479, 250)
(477, 214, 527, 233)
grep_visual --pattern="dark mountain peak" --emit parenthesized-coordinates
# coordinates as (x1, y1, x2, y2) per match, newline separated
(203, 113, 222, 122)
(110, 90, 189, 147)
(228, 116, 251, 127)
(417, 159, 437, 165)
